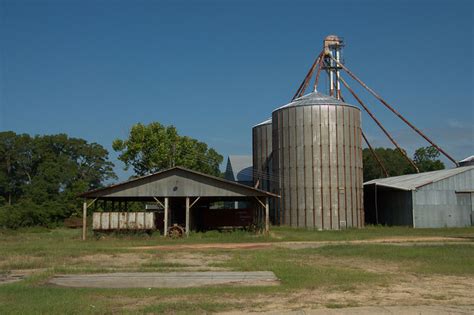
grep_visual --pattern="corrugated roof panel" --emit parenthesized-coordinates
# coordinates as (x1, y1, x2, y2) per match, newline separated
(363, 166, 474, 191)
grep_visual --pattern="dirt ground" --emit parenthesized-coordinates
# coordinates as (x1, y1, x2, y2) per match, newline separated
(125, 236, 474, 314)
(2, 235, 473, 313)
(129, 235, 472, 251)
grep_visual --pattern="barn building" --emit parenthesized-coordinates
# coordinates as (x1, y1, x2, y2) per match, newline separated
(79, 167, 278, 239)
(364, 166, 474, 228)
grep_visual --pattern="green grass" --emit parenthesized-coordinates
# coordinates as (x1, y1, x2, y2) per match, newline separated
(0, 226, 473, 314)
(311, 244, 474, 275)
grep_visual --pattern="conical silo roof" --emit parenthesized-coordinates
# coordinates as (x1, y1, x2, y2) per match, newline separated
(253, 118, 272, 128)
(274, 91, 355, 112)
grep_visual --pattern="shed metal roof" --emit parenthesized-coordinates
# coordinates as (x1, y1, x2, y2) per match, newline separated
(79, 166, 277, 199)
(364, 166, 474, 191)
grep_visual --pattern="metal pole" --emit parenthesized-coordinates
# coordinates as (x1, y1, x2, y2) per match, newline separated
(82, 199, 87, 241)
(329, 54, 459, 167)
(339, 76, 419, 173)
(164, 197, 169, 237)
(265, 197, 269, 234)
(335, 50, 341, 99)
(185, 197, 190, 237)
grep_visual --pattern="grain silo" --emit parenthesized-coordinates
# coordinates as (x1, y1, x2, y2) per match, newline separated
(252, 118, 281, 223)
(272, 91, 364, 229)
(252, 118, 272, 191)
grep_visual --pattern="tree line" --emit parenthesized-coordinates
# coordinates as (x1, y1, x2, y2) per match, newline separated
(0, 123, 223, 228)
(1, 121, 444, 228)
(363, 146, 444, 181)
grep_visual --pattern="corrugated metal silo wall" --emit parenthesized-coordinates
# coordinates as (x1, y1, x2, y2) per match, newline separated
(252, 122, 272, 191)
(252, 121, 280, 223)
(272, 104, 364, 229)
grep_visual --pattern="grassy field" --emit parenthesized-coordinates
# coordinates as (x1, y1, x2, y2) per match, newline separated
(0, 226, 473, 314)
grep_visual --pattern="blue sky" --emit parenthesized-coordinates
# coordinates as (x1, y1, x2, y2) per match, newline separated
(1, 0, 473, 180)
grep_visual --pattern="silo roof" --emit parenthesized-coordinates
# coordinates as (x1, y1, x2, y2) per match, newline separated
(274, 91, 357, 112)
(363, 166, 474, 191)
(253, 118, 272, 128)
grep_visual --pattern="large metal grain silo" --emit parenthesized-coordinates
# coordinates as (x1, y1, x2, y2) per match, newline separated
(272, 92, 364, 229)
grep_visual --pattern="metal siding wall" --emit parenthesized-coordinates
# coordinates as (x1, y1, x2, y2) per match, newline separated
(272, 104, 362, 229)
(414, 169, 474, 228)
(303, 106, 314, 227)
(312, 106, 323, 229)
(252, 121, 272, 192)
(343, 107, 353, 227)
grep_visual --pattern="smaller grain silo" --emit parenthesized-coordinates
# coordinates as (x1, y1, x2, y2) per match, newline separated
(272, 91, 364, 230)
(252, 118, 272, 191)
(252, 118, 280, 223)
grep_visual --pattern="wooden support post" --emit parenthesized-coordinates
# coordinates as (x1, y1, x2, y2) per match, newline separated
(82, 199, 87, 241)
(186, 197, 190, 237)
(164, 197, 169, 237)
(265, 197, 269, 234)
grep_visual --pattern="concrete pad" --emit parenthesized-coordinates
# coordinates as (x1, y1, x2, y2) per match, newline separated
(48, 271, 279, 288)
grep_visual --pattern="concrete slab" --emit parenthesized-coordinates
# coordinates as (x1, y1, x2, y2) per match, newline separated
(48, 271, 279, 288)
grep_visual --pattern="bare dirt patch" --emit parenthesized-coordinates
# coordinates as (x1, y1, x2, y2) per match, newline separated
(70, 253, 153, 269)
(220, 305, 474, 315)
(128, 236, 472, 252)
(131, 243, 273, 251)
(161, 252, 231, 271)
(218, 273, 474, 314)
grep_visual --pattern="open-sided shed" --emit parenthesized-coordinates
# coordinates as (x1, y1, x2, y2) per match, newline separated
(79, 167, 278, 239)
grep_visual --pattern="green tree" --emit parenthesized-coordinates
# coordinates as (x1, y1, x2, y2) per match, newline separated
(413, 146, 445, 172)
(0, 131, 116, 228)
(363, 146, 446, 182)
(363, 148, 413, 181)
(113, 122, 223, 177)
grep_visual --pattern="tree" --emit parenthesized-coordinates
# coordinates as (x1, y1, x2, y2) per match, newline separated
(413, 146, 445, 172)
(363, 148, 413, 181)
(113, 122, 223, 177)
(0, 131, 117, 228)
(362, 145, 444, 182)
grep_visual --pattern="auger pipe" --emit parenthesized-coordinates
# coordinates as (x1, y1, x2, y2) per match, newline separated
(339, 76, 420, 173)
(292, 51, 323, 101)
(298, 52, 322, 99)
(329, 54, 459, 167)
(313, 54, 325, 92)
(340, 94, 389, 178)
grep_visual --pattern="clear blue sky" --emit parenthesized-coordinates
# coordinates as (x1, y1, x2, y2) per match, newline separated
(1, 0, 473, 180)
